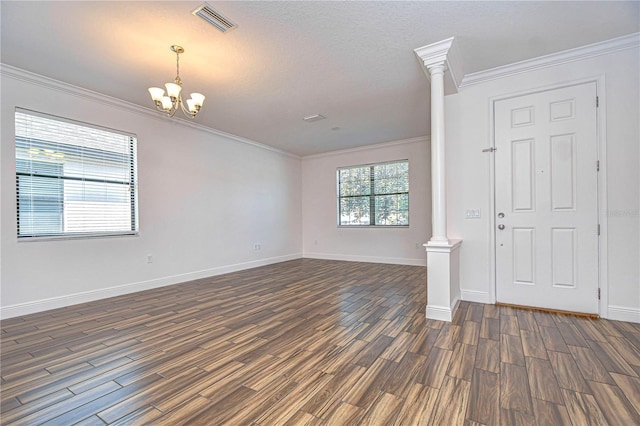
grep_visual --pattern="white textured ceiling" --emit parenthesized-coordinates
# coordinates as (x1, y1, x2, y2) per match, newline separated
(1, 1, 638, 156)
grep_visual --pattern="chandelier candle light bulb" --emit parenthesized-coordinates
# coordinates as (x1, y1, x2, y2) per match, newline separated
(186, 99, 197, 114)
(161, 97, 173, 111)
(165, 82, 182, 99)
(148, 45, 205, 118)
(148, 87, 165, 102)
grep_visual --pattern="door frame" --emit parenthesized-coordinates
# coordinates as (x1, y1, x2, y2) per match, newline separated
(487, 76, 608, 317)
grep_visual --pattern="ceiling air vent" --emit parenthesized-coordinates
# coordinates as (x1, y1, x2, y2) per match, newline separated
(192, 3, 237, 33)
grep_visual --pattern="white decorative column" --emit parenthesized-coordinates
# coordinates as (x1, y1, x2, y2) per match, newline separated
(414, 38, 463, 322)
(428, 63, 448, 244)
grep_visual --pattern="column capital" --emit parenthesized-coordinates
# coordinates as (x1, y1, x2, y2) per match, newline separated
(414, 37, 463, 94)
(426, 63, 446, 75)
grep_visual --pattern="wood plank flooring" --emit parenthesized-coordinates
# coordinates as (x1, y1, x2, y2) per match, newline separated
(2, 258, 640, 425)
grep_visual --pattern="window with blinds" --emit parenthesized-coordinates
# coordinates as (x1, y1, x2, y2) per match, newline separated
(338, 160, 409, 226)
(15, 109, 138, 239)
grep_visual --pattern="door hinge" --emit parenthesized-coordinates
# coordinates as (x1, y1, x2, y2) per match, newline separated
(598, 288, 601, 300)
(482, 147, 497, 153)
(597, 160, 600, 172)
(596, 96, 599, 107)
(597, 224, 600, 235)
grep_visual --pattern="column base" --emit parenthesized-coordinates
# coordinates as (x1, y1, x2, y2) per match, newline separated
(424, 239, 462, 322)
(428, 236, 450, 245)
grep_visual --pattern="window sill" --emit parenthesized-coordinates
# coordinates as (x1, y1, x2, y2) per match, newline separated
(17, 232, 139, 242)
(337, 225, 410, 228)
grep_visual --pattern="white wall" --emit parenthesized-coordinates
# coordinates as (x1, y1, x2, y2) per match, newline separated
(3, 39, 636, 323)
(0, 67, 302, 318)
(446, 45, 639, 321)
(302, 138, 431, 266)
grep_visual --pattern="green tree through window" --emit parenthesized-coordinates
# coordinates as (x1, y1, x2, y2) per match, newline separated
(338, 160, 408, 226)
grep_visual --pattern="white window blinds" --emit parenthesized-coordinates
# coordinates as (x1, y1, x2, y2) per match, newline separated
(338, 160, 409, 226)
(15, 109, 138, 239)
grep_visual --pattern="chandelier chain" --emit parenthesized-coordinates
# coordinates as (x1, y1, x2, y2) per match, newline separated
(175, 50, 180, 83)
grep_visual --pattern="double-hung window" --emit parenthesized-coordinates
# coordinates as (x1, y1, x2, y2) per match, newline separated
(15, 109, 138, 239)
(338, 160, 409, 226)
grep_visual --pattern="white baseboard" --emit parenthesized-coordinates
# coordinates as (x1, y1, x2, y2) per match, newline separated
(460, 289, 491, 304)
(607, 305, 640, 324)
(426, 298, 460, 322)
(0, 253, 302, 319)
(426, 305, 454, 322)
(303, 251, 426, 267)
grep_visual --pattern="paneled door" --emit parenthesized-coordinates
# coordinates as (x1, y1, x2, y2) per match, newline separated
(495, 82, 599, 314)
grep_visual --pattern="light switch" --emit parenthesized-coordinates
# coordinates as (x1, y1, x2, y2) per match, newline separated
(465, 209, 481, 219)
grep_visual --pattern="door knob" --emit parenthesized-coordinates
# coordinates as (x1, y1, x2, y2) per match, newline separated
(498, 212, 505, 218)
(498, 224, 505, 230)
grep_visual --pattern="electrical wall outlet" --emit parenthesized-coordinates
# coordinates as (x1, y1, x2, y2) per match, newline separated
(254, 243, 261, 251)
(146, 254, 153, 263)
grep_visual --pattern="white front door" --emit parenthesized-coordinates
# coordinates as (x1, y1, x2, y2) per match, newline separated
(495, 82, 599, 314)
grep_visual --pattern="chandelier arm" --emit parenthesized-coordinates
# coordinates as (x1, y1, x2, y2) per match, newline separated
(178, 97, 196, 118)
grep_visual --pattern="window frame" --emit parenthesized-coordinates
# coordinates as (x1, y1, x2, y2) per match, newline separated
(337, 159, 409, 227)
(15, 108, 139, 241)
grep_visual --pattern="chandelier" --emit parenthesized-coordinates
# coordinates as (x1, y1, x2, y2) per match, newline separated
(148, 45, 205, 119)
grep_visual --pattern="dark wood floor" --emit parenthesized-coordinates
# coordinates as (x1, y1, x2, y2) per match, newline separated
(1, 259, 640, 425)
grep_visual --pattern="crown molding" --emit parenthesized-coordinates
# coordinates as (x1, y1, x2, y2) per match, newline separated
(0, 63, 300, 159)
(302, 135, 429, 160)
(461, 32, 640, 88)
